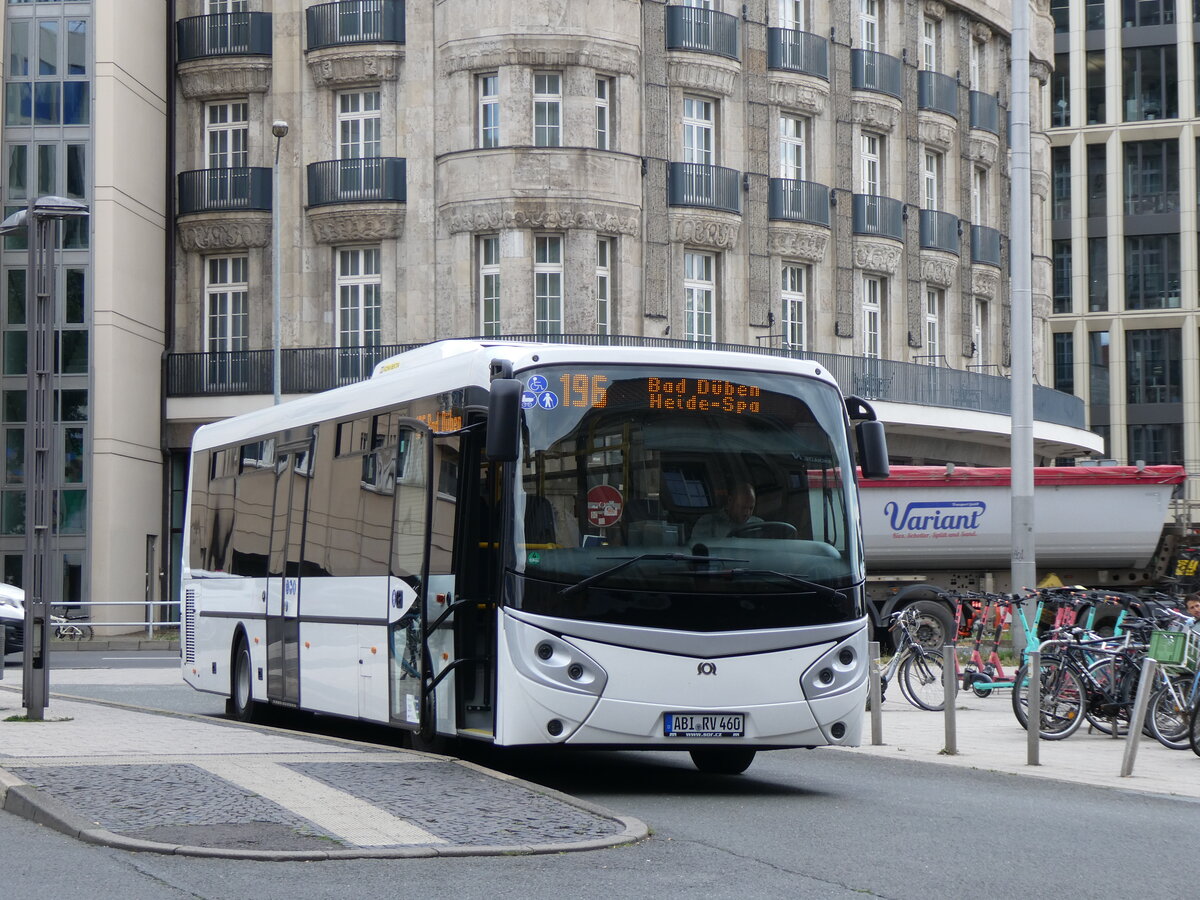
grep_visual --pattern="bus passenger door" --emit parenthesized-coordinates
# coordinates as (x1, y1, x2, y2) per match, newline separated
(387, 423, 433, 730)
(266, 442, 309, 705)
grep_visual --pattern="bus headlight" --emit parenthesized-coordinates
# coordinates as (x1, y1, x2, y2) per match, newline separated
(504, 620, 608, 697)
(800, 635, 866, 699)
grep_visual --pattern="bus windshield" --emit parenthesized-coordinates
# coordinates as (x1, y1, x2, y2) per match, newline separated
(507, 364, 863, 631)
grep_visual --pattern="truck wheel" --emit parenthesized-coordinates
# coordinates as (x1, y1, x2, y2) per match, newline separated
(907, 600, 956, 651)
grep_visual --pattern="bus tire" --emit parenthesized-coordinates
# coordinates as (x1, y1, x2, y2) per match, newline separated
(906, 599, 956, 651)
(228, 637, 258, 723)
(689, 748, 756, 775)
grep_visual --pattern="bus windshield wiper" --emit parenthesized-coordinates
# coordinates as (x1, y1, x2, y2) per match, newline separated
(558, 553, 745, 597)
(696, 568, 844, 602)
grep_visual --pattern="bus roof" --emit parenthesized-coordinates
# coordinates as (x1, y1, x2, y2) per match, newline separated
(191, 340, 841, 452)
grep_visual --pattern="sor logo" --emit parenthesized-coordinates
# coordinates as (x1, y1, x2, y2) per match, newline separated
(697, 661, 717, 676)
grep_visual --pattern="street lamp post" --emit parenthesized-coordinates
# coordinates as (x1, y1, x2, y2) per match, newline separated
(0, 196, 89, 721)
(272, 121, 288, 405)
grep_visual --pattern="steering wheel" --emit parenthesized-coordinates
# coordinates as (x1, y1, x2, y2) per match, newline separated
(729, 521, 798, 539)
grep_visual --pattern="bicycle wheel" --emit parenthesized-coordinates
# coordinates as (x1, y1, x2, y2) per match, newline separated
(898, 650, 949, 711)
(1083, 657, 1130, 736)
(1190, 695, 1200, 758)
(1147, 674, 1193, 750)
(1012, 655, 1085, 740)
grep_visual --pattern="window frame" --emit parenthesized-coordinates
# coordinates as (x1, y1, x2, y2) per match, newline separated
(534, 233, 564, 336)
(533, 71, 563, 148)
(683, 250, 715, 343)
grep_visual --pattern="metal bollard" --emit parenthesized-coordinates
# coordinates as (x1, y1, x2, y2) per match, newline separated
(1026, 651, 1040, 766)
(1120, 657, 1158, 778)
(868, 641, 882, 745)
(942, 643, 956, 755)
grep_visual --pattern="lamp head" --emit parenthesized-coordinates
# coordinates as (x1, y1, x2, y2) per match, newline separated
(272, 121, 289, 139)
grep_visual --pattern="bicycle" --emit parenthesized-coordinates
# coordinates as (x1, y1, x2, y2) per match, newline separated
(874, 605, 953, 712)
(52, 613, 93, 642)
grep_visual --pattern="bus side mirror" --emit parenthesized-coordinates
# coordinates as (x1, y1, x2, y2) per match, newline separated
(486, 378, 523, 462)
(856, 420, 890, 480)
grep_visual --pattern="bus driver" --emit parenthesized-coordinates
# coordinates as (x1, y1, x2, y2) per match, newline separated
(691, 482, 762, 540)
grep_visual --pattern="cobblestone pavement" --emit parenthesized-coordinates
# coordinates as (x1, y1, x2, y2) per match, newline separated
(0, 685, 646, 860)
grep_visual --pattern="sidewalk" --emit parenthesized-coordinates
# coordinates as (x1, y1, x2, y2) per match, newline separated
(0, 676, 647, 861)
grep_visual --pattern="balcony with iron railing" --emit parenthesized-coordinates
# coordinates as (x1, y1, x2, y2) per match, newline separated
(665, 5, 740, 61)
(178, 168, 271, 215)
(177, 12, 272, 62)
(919, 209, 960, 254)
(667, 162, 741, 214)
(307, 0, 405, 50)
(852, 194, 904, 241)
(768, 178, 830, 226)
(766, 28, 828, 79)
(969, 91, 1000, 133)
(918, 70, 958, 117)
(166, 336, 1087, 433)
(970, 225, 1002, 267)
(307, 158, 407, 207)
(851, 49, 903, 99)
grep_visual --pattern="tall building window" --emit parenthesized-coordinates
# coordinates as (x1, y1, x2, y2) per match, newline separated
(1086, 51, 1106, 125)
(779, 0, 806, 31)
(779, 115, 807, 180)
(972, 166, 988, 222)
(924, 288, 942, 364)
(1053, 333, 1074, 394)
(1086, 0, 1105, 28)
(684, 251, 715, 343)
(1086, 143, 1106, 218)
(1123, 139, 1179, 214)
(923, 149, 942, 209)
(479, 235, 500, 336)
(1122, 46, 1178, 121)
(683, 96, 714, 165)
(859, 0, 879, 52)
(1128, 424, 1183, 465)
(972, 298, 989, 367)
(1124, 234, 1180, 309)
(860, 132, 882, 194)
(1053, 240, 1074, 314)
(921, 16, 939, 70)
(595, 77, 612, 150)
(3, 14, 90, 127)
(336, 247, 381, 349)
(1051, 146, 1071, 220)
(205, 256, 249, 386)
(596, 237, 612, 335)
(533, 72, 562, 147)
(478, 74, 499, 148)
(1050, 0, 1069, 32)
(1122, 0, 1175, 27)
(1052, 52, 1070, 127)
(781, 263, 807, 350)
(338, 90, 381, 194)
(204, 100, 248, 206)
(970, 38, 985, 92)
(534, 234, 563, 335)
(1089, 330, 1110, 405)
(862, 274, 883, 359)
(1126, 328, 1181, 404)
(1088, 237, 1108, 311)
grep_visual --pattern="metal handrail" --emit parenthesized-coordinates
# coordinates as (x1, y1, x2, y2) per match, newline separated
(665, 5, 740, 60)
(177, 167, 271, 214)
(667, 162, 742, 214)
(851, 49, 903, 98)
(306, 0, 405, 50)
(919, 209, 960, 254)
(306, 157, 407, 207)
(918, 70, 958, 116)
(768, 178, 830, 225)
(176, 12, 272, 62)
(852, 193, 904, 240)
(970, 224, 1002, 267)
(766, 27, 828, 79)
(969, 90, 1000, 133)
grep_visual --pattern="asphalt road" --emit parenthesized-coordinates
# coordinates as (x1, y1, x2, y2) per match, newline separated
(1, 656, 1196, 899)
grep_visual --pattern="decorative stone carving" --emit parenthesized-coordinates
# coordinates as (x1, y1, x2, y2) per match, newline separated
(177, 214, 271, 252)
(307, 46, 405, 88)
(1033, 292, 1052, 320)
(767, 224, 829, 263)
(972, 23, 993, 43)
(971, 265, 1000, 298)
(440, 36, 641, 78)
(921, 255, 957, 287)
(924, 1, 946, 20)
(308, 204, 406, 245)
(670, 213, 740, 250)
(667, 58, 741, 97)
(966, 132, 999, 166)
(1029, 60, 1051, 86)
(853, 239, 902, 275)
(178, 59, 271, 100)
(851, 97, 901, 133)
(918, 115, 955, 150)
(1031, 170, 1051, 199)
(444, 200, 641, 236)
(768, 78, 828, 116)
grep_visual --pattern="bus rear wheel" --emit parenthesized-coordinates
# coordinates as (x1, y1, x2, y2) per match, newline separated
(689, 748, 756, 775)
(227, 638, 258, 723)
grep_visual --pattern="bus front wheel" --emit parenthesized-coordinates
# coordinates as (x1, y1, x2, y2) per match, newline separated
(689, 748, 756, 775)
(227, 638, 258, 723)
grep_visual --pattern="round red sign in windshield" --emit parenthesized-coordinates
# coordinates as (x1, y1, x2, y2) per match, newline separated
(586, 485, 624, 528)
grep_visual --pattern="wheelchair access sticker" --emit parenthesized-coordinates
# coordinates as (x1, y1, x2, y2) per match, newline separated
(523, 378, 559, 411)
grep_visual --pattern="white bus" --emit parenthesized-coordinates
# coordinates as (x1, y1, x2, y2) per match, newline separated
(181, 339, 888, 773)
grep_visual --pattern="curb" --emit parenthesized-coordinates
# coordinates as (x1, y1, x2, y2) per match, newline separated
(0, 694, 649, 860)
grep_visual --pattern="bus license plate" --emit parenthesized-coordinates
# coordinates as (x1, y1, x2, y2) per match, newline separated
(664, 713, 745, 738)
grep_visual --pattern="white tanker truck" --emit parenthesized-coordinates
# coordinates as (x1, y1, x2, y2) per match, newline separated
(858, 464, 1189, 647)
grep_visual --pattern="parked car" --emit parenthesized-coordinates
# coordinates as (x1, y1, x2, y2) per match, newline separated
(0, 582, 24, 655)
